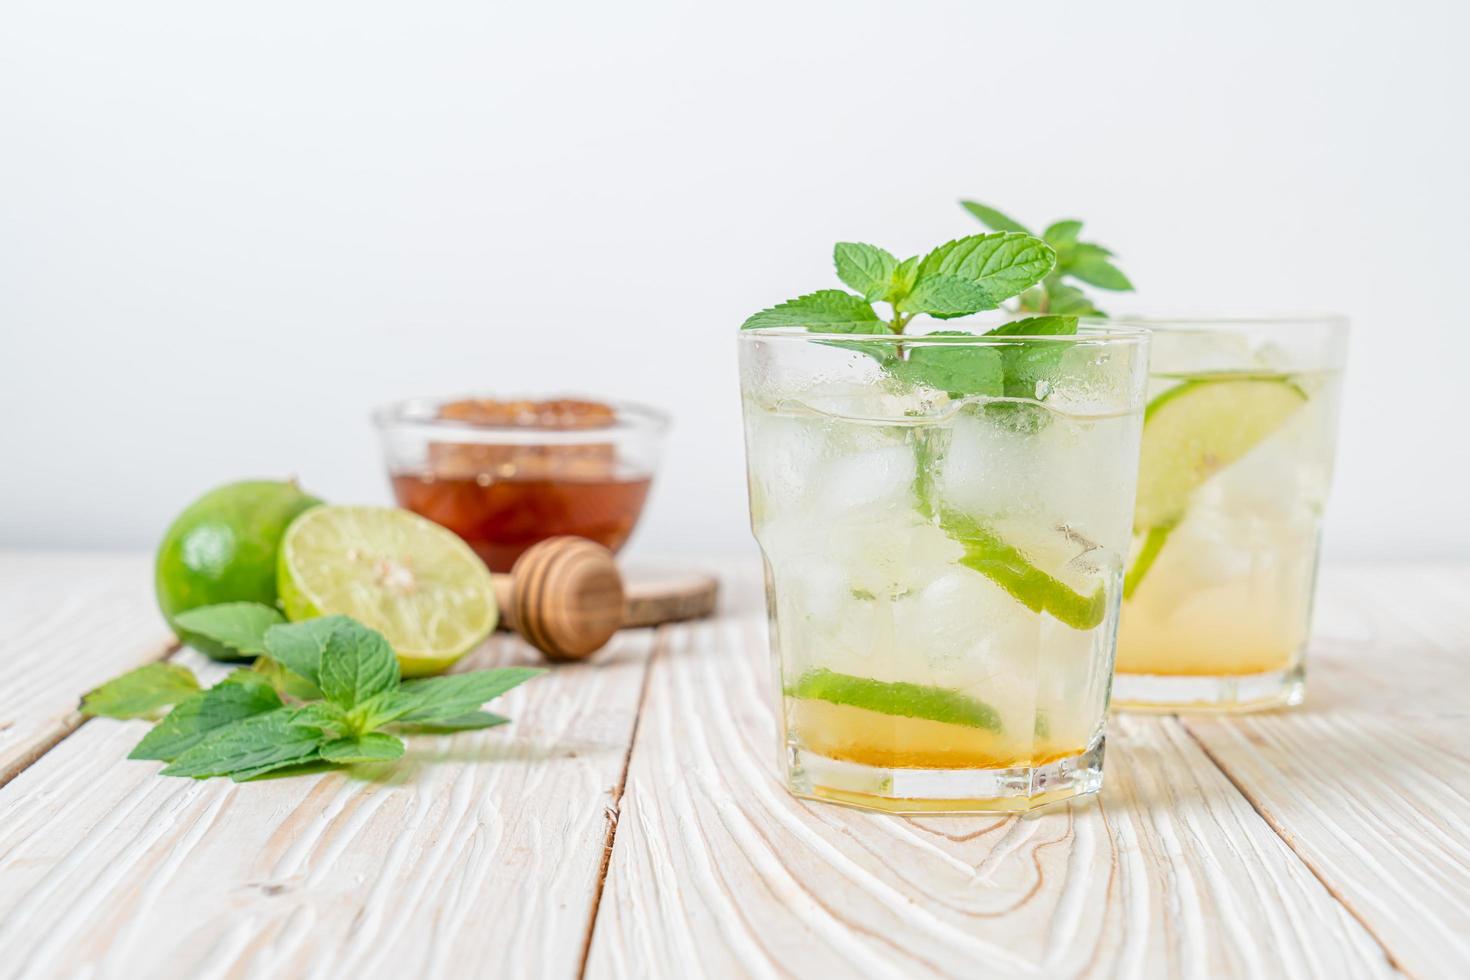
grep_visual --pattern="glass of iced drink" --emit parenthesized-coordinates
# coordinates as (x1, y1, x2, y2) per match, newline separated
(1111, 316, 1348, 711)
(739, 325, 1149, 813)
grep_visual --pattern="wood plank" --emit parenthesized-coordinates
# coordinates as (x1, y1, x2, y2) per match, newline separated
(586, 580, 1396, 979)
(0, 552, 175, 787)
(1183, 564, 1470, 979)
(0, 626, 656, 979)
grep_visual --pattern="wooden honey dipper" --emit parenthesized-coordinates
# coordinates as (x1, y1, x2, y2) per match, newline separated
(491, 537, 626, 662)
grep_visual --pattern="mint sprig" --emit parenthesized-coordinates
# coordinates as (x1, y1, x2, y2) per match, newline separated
(84, 603, 543, 782)
(80, 662, 201, 720)
(741, 232, 1078, 402)
(743, 232, 1057, 336)
(960, 200, 1133, 315)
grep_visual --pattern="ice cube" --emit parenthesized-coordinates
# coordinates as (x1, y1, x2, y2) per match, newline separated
(819, 444, 916, 516)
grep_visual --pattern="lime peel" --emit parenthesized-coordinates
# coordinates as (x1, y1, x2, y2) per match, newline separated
(939, 509, 1107, 630)
(787, 668, 1002, 732)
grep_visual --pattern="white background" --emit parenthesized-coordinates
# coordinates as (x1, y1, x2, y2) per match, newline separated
(3, 0, 1466, 559)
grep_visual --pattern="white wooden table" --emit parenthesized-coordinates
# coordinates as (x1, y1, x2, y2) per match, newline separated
(0, 552, 1466, 979)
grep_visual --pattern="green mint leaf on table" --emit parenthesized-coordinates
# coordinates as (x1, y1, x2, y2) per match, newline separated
(787, 668, 1002, 732)
(172, 603, 284, 657)
(959, 200, 1031, 234)
(394, 711, 510, 733)
(320, 733, 406, 765)
(160, 707, 326, 780)
(292, 700, 353, 736)
(740, 290, 880, 332)
(263, 616, 354, 686)
(833, 243, 899, 301)
(81, 663, 201, 719)
(915, 234, 1056, 303)
(252, 655, 324, 701)
(318, 619, 400, 710)
(383, 668, 544, 725)
(129, 671, 283, 761)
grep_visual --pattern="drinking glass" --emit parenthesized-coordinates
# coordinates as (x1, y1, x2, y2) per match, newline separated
(739, 325, 1149, 812)
(1109, 315, 1348, 711)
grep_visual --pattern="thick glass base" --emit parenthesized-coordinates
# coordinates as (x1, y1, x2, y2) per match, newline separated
(784, 738, 1105, 814)
(1111, 662, 1304, 713)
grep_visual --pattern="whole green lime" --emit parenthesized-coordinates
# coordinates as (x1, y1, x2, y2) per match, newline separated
(155, 480, 323, 660)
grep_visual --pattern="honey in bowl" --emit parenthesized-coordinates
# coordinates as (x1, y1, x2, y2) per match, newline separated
(375, 397, 666, 573)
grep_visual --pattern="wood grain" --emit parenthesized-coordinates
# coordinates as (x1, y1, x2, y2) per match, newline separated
(0, 552, 175, 787)
(584, 602, 1397, 979)
(1183, 564, 1470, 979)
(0, 629, 656, 980)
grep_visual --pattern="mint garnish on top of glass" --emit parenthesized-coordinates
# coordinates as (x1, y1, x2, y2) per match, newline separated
(740, 229, 1108, 633)
(740, 232, 1075, 399)
(959, 200, 1134, 316)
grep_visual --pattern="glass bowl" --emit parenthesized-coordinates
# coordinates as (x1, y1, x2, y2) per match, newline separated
(373, 395, 669, 572)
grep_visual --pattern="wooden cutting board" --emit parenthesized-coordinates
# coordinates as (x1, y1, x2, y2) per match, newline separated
(621, 564, 720, 628)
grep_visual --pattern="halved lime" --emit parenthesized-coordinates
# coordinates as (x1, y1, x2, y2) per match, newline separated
(787, 668, 1002, 732)
(278, 505, 497, 677)
(1134, 374, 1307, 531)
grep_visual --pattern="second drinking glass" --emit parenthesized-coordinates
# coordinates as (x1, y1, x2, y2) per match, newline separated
(1109, 315, 1348, 712)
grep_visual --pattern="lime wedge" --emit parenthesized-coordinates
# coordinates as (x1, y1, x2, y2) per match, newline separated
(278, 505, 497, 677)
(1134, 374, 1306, 530)
(787, 668, 1002, 732)
(938, 509, 1106, 630)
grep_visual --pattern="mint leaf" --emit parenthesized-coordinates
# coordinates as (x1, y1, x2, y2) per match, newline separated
(915, 233, 1056, 305)
(1068, 245, 1133, 291)
(892, 334, 1004, 398)
(385, 668, 543, 725)
(395, 711, 510, 733)
(896, 275, 996, 316)
(986, 315, 1079, 337)
(833, 243, 898, 302)
(252, 656, 324, 701)
(81, 663, 201, 720)
(263, 616, 353, 686)
(740, 290, 881, 332)
(129, 672, 283, 761)
(959, 201, 1031, 234)
(318, 620, 400, 710)
(160, 708, 325, 779)
(985, 315, 1080, 404)
(292, 700, 353, 736)
(884, 255, 922, 303)
(1043, 220, 1083, 247)
(321, 733, 405, 765)
(173, 603, 284, 658)
(1046, 283, 1104, 316)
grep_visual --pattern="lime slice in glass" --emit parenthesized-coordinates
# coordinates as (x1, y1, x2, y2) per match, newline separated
(787, 668, 1002, 732)
(938, 509, 1107, 630)
(1135, 374, 1307, 530)
(278, 505, 498, 677)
